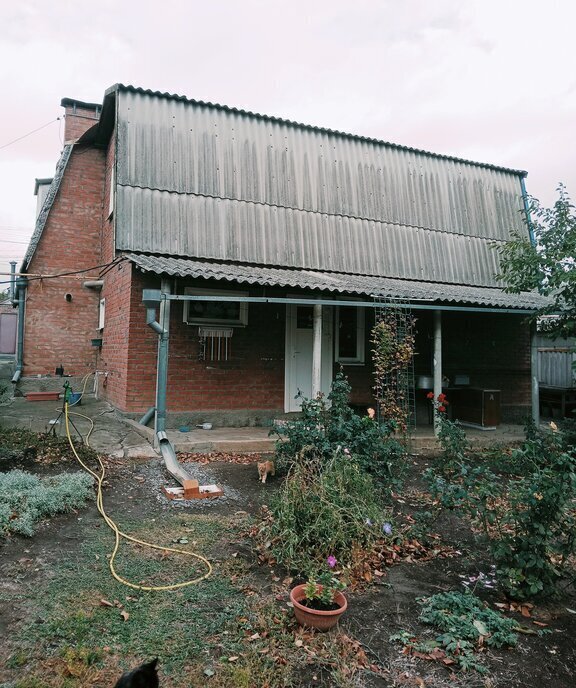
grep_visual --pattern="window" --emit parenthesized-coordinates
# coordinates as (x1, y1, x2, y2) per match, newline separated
(183, 287, 248, 326)
(335, 305, 364, 364)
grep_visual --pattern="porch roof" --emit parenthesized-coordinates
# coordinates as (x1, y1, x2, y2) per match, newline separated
(127, 253, 549, 312)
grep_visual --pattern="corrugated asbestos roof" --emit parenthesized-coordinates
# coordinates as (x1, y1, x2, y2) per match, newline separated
(127, 253, 549, 311)
(22, 145, 74, 270)
(108, 83, 528, 176)
(114, 88, 529, 288)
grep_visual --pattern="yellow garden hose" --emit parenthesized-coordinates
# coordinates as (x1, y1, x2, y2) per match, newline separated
(64, 403, 212, 591)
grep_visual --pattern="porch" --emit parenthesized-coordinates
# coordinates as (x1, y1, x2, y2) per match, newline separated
(126, 418, 529, 455)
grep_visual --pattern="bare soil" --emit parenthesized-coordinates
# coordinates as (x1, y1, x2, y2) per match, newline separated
(1, 447, 575, 687)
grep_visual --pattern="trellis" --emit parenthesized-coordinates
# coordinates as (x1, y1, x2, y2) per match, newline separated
(373, 297, 416, 433)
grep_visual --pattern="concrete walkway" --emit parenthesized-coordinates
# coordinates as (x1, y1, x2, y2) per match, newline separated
(0, 393, 532, 457)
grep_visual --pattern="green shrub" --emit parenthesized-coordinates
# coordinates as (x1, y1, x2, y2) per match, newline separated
(264, 451, 389, 574)
(272, 371, 406, 491)
(428, 413, 576, 600)
(490, 428, 576, 599)
(0, 469, 94, 537)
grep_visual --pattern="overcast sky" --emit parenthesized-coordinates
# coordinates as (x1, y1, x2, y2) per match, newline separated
(1, 0, 575, 276)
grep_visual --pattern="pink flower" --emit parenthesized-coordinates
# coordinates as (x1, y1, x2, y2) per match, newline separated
(438, 405, 446, 413)
(426, 392, 434, 399)
(327, 555, 337, 568)
(367, 407, 375, 419)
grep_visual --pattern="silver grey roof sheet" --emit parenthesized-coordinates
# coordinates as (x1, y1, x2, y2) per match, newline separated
(127, 253, 548, 311)
(114, 89, 529, 288)
(109, 84, 527, 176)
(22, 145, 73, 270)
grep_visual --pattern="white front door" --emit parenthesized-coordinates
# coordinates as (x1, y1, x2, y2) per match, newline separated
(284, 304, 333, 412)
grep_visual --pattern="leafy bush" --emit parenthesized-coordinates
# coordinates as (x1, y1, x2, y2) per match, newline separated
(490, 428, 576, 599)
(272, 371, 406, 491)
(263, 451, 389, 574)
(427, 410, 576, 599)
(0, 469, 94, 537)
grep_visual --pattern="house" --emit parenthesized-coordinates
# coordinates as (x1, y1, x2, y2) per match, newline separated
(16, 84, 549, 431)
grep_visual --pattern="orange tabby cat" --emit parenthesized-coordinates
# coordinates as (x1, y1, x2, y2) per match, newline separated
(257, 460, 275, 483)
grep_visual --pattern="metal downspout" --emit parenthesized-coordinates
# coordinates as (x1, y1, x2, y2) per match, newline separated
(143, 286, 197, 495)
(11, 276, 28, 383)
(139, 406, 156, 426)
(155, 280, 171, 434)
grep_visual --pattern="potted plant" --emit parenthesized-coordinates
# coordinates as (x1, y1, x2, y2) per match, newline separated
(290, 557, 347, 631)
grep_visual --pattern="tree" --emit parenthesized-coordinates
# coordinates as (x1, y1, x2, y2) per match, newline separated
(497, 184, 576, 340)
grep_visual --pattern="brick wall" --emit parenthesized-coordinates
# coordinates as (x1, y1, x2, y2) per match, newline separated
(101, 130, 115, 264)
(99, 274, 286, 416)
(23, 144, 106, 376)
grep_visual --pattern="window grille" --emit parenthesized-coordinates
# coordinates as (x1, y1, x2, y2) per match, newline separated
(198, 327, 233, 361)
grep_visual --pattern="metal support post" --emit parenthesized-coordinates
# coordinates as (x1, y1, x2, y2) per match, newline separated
(312, 304, 322, 398)
(433, 310, 442, 436)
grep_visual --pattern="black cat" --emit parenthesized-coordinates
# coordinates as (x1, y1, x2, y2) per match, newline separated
(113, 658, 159, 687)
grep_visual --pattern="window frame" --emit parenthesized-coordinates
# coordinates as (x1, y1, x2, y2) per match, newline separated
(182, 287, 249, 327)
(335, 303, 365, 364)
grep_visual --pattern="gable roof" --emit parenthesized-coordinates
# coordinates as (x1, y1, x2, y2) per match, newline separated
(103, 85, 529, 291)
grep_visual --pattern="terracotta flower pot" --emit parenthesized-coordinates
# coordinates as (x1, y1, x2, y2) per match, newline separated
(289, 584, 347, 631)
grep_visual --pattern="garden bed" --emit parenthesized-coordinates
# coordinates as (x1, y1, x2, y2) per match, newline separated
(0, 428, 575, 687)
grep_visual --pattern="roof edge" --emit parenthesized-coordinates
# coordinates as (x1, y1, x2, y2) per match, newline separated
(106, 83, 528, 177)
(60, 97, 101, 111)
(22, 145, 74, 271)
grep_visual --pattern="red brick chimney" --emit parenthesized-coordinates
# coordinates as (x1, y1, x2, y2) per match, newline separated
(60, 98, 101, 142)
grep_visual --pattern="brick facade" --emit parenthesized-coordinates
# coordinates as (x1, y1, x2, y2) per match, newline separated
(24, 143, 105, 377)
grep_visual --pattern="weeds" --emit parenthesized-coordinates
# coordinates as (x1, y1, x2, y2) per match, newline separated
(262, 451, 389, 574)
(391, 589, 519, 673)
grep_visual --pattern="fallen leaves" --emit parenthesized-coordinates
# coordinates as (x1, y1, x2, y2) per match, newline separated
(179, 451, 263, 465)
(99, 598, 130, 622)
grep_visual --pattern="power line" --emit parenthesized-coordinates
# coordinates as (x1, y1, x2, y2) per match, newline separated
(0, 117, 60, 151)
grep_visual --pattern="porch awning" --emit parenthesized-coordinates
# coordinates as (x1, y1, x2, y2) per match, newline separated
(126, 253, 550, 311)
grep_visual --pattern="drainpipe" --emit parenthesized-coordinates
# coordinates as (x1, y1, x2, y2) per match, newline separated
(311, 304, 322, 397)
(142, 289, 169, 433)
(156, 279, 171, 434)
(11, 276, 28, 383)
(9, 262, 16, 302)
(139, 406, 156, 427)
(432, 310, 442, 436)
(530, 322, 540, 426)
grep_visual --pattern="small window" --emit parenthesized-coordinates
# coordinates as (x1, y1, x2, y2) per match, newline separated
(336, 305, 364, 364)
(296, 305, 314, 329)
(98, 298, 105, 330)
(183, 288, 248, 326)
